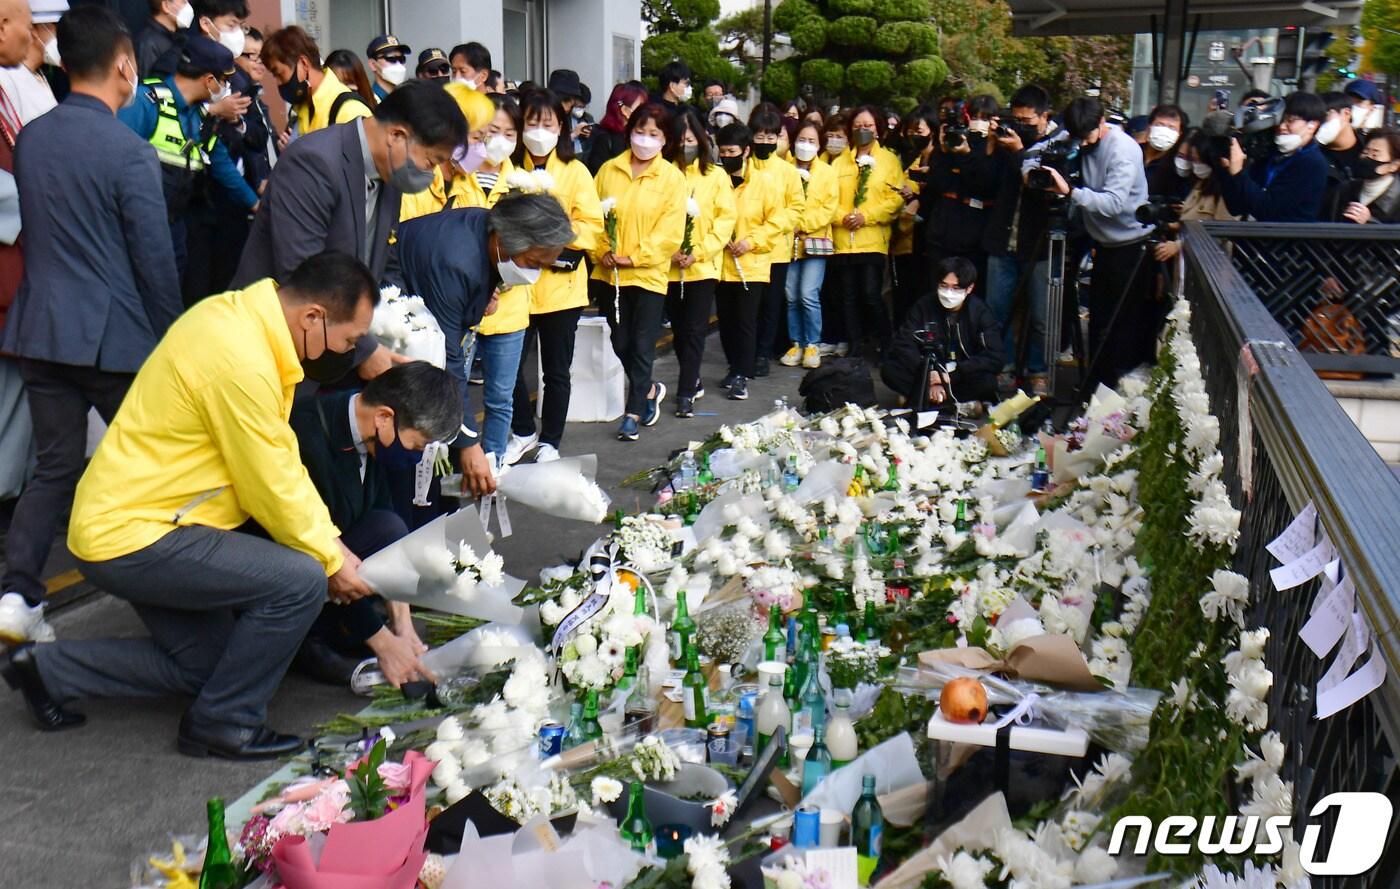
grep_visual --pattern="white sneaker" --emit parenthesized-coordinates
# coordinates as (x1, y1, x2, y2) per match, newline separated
(834, 342, 850, 357)
(503, 432, 538, 466)
(817, 343, 838, 356)
(535, 443, 561, 463)
(0, 592, 54, 644)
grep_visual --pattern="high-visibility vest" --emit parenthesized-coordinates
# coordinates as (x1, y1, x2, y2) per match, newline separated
(142, 77, 217, 216)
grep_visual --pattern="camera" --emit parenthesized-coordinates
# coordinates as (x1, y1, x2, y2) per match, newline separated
(1026, 139, 1080, 192)
(912, 323, 947, 360)
(1135, 196, 1181, 228)
(941, 100, 970, 150)
(1198, 97, 1284, 169)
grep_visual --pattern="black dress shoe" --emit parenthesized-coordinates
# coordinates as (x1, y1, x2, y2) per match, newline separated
(2, 643, 86, 731)
(177, 713, 304, 760)
(292, 635, 363, 686)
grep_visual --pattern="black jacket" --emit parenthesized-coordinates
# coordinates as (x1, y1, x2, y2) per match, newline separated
(1218, 142, 1329, 222)
(587, 126, 629, 175)
(881, 293, 1005, 403)
(1327, 177, 1400, 224)
(981, 142, 1054, 260)
(290, 389, 393, 531)
(134, 18, 183, 79)
(925, 139, 1001, 255)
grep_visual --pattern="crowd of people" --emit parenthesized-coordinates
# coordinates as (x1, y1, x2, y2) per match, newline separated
(0, 0, 1394, 757)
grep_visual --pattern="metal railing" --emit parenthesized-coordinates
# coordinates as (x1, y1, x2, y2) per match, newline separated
(1183, 222, 1400, 887)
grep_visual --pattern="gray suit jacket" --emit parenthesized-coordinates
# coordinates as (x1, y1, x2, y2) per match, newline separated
(1, 93, 181, 373)
(233, 121, 402, 288)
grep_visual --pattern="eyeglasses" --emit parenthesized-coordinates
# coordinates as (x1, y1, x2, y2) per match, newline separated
(239, 52, 259, 61)
(379, 54, 407, 65)
(423, 64, 450, 77)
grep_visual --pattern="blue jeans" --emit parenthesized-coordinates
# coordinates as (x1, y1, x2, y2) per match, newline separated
(985, 253, 1049, 374)
(784, 257, 827, 348)
(471, 330, 526, 460)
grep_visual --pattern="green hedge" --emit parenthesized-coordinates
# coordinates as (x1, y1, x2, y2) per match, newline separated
(871, 0, 932, 21)
(889, 94, 919, 114)
(789, 16, 828, 55)
(828, 15, 878, 46)
(904, 21, 939, 55)
(772, 0, 819, 33)
(762, 60, 799, 102)
(893, 56, 947, 97)
(799, 58, 845, 94)
(845, 59, 895, 95)
(829, 0, 876, 13)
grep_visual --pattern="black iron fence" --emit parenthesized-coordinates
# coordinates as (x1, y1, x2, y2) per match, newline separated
(1199, 222, 1400, 377)
(1182, 222, 1400, 887)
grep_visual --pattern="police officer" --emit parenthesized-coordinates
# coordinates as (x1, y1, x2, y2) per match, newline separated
(416, 47, 449, 83)
(365, 33, 408, 101)
(118, 34, 258, 281)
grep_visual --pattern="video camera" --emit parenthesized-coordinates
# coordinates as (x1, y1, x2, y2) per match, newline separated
(1026, 139, 1080, 192)
(912, 322, 949, 362)
(941, 100, 971, 150)
(1199, 97, 1284, 169)
(1135, 196, 1181, 228)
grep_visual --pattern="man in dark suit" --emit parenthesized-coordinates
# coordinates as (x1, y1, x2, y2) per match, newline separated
(0, 5, 180, 640)
(233, 79, 462, 377)
(289, 361, 459, 685)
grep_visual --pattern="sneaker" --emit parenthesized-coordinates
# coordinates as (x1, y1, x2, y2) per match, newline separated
(643, 382, 667, 427)
(780, 346, 802, 367)
(0, 593, 54, 644)
(468, 356, 485, 386)
(535, 443, 560, 463)
(728, 378, 749, 400)
(693, 387, 705, 402)
(720, 372, 742, 390)
(675, 396, 695, 418)
(753, 358, 770, 378)
(1029, 374, 1050, 397)
(816, 343, 837, 356)
(503, 432, 538, 466)
(617, 416, 640, 441)
(802, 345, 821, 369)
(834, 342, 850, 357)
(1056, 349, 1076, 367)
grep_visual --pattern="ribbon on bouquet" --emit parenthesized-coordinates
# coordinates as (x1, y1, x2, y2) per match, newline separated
(412, 442, 452, 507)
(548, 541, 660, 657)
(988, 692, 1041, 730)
(478, 491, 513, 539)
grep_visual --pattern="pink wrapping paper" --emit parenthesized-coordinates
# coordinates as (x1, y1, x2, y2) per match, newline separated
(271, 751, 434, 889)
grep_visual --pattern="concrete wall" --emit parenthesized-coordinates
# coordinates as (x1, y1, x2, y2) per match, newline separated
(387, 0, 504, 73)
(545, 0, 641, 120)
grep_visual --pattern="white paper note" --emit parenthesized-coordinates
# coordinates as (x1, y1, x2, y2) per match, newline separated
(1267, 502, 1316, 562)
(1300, 577, 1355, 658)
(1317, 640, 1389, 719)
(1317, 611, 1369, 694)
(1269, 539, 1334, 591)
(805, 847, 859, 889)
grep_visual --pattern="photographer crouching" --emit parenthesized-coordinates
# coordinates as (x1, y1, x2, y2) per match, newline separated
(1035, 98, 1157, 389)
(881, 257, 1004, 413)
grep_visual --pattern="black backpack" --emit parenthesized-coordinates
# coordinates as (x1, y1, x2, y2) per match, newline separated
(799, 357, 878, 413)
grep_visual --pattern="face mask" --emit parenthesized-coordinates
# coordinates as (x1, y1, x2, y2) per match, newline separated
(719, 154, 744, 175)
(453, 75, 477, 90)
(630, 133, 662, 161)
(1079, 136, 1100, 156)
(388, 133, 435, 193)
(208, 78, 231, 104)
(826, 138, 847, 155)
(712, 112, 734, 128)
(852, 129, 875, 147)
(279, 71, 309, 106)
(217, 26, 245, 57)
(572, 106, 586, 120)
(968, 120, 990, 136)
(301, 314, 357, 382)
(1010, 122, 1039, 146)
(1356, 157, 1389, 181)
(907, 134, 930, 154)
(454, 140, 487, 173)
(484, 134, 516, 165)
(522, 127, 558, 157)
(1275, 132, 1303, 154)
(1147, 125, 1178, 151)
(752, 142, 776, 160)
(174, 1, 194, 28)
(373, 419, 425, 471)
(1174, 155, 1192, 177)
(1192, 161, 1212, 179)
(1315, 117, 1342, 146)
(1351, 105, 1370, 129)
(121, 58, 139, 108)
(706, 95, 720, 109)
(496, 252, 541, 287)
(793, 141, 818, 162)
(681, 143, 700, 164)
(379, 61, 407, 86)
(680, 84, 693, 102)
(1364, 106, 1385, 131)
(937, 287, 968, 310)
(43, 36, 60, 68)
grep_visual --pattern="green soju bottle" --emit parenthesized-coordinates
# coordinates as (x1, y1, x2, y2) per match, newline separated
(682, 642, 709, 728)
(763, 605, 786, 662)
(579, 688, 602, 742)
(852, 774, 885, 886)
(616, 645, 639, 695)
(670, 589, 697, 662)
(953, 498, 970, 533)
(860, 599, 880, 646)
(619, 780, 654, 853)
(198, 798, 238, 889)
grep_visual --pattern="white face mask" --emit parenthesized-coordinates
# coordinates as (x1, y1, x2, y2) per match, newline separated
(968, 119, 990, 135)
(938, 287, 968, 310)
(1363, 106, 1385, 131)
(793, 141, 819, 162)
(121, 57, 138, 108)
(679, 83, 693, 102)
(1148, 125, 1178, 151)
(484, 134, 516, 164)
(630, 133, 662, 161)
(1192, 161, 1212, 179)
(497, 254, 541, 287)
(379, 62, 407, 86)
(174, 0, 194, 28)
(1275, 132, 1303, 154)
(1316, 117, 1343, 146)
(522, 127, 558, 157)
(218, 26, 245, 58)
(43, 36, 60, 68)
(1351, 105, 1371, 128)
(825, 138, 847, 155)
(571, 106, 586, 120)
(1174, 155, 1192, 177)
(712, 112, 733, 128)
(453, 75, 477, 90)
(208, 77, 231, 104)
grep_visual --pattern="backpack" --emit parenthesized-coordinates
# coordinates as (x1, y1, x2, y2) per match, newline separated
(799, 357, 878, 413)
(328, 92, 373, 126)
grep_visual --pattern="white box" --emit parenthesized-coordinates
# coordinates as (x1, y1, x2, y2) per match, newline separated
(537, 315, 624, 423)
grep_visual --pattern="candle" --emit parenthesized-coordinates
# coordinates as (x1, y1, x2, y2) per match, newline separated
(656, 823, 692, 859)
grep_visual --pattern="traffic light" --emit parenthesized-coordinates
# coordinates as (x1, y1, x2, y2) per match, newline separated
(1275, 26, 1300, 80)
(1300, 30, 1334, 78)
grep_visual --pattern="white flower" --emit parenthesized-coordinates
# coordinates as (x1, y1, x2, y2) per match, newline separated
(686, 197, 700, 217)
(573, 633, 598, 657)
(855, 154, 876, 167)
(691, 866, 730, 889)
(684, 834, 730, 875)
(1199, 568, 1250, 627)
(936, 851, 995, 889)
(998, 617, 1045, 650)
(590, 776, 623, 804)
(1238, 627, 1270, 660)
(459, 737, 491, 768)
(1074, 846, 1118, 884)
(707, 789, 738, 827)
(598, 637, 627, 667)
(431, 755, 461, 788)
(452, 572, 479, 600)
(444, 779, 470, 805)
(424, 740, 457, 763)
(435, 716, 464, 745)
(477, 552, 505, 587)
(600, 197, 617, 214)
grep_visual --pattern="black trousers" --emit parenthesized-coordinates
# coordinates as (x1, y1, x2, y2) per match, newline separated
(757, 262, 789, 360)
(664, 278, 716, 399)
(183, 204, 249, 307)
(1087, 238, 1157, 389)
(891, 254, 923, 329)
(839, 253, 891, 351)
(594, 281, 665, 416)
(880, 360, 999, 411)
(716, 280, 764, 378)
(511, 306, 583, 448)
(3, 359, 132, 605)
(819, 261, 846, 345)
(310, 509, 409, 651)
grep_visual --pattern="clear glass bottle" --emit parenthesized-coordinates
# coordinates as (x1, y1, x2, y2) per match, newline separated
(625, 663, 657, 734)
(679, 449, 698, 491)
(563, 699, 586, 749)
(755, 662, 790, 764)
(801, 723, 833, 796)
(851, 774, 884, 886)
(783, 453, 801, 491)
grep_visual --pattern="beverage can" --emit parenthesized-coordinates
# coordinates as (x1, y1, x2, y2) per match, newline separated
(793, 804, 821, 848)
(538, 720, 566, 757)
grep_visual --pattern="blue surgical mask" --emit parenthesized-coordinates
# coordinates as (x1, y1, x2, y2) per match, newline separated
(373, 418, 424, 472)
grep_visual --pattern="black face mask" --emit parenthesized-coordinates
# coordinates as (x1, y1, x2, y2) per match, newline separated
(301, 314, 358, 383)
(751, 142, 776, 160)
(719, 154, 744, 175)
(1079, 137, 1101, 156)
(1356, 157, 1387, 180)
(1010, 122, 1040, 146)
(907, 134, 930, 155)
(279, 72, 309, 106)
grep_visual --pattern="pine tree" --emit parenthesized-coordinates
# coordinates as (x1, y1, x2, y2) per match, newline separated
(643, 0, 750, 95)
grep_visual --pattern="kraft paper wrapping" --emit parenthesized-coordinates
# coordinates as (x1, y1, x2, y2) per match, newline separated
(917, 633, 1103, 692)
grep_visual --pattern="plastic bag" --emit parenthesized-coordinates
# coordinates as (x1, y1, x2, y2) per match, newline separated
(496, 455, 611, 524)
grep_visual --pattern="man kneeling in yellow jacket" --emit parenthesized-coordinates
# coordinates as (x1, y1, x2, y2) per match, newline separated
(1, 253, 394, 760)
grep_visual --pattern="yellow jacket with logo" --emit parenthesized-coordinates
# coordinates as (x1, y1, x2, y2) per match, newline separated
(68, 280, 342, 575)
(831, 144, 906, 255)
(296, 68, 373, 136)
(523, 152, 605, 314)
(669, 159, 736, 284)
(590, 153, 688, 296)
(751, 154, 804, 263)
(792, 158, 839, 253)
(719, 159, 789, 285)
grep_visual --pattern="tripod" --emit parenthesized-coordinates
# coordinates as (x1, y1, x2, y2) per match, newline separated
(1073, 237, 1152, 403)
(1007, 212, 1087, 427)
